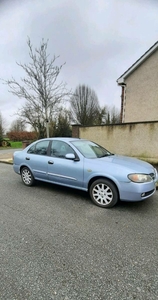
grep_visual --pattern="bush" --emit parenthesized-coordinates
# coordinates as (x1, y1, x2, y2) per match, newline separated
(7, 131, 37, 141)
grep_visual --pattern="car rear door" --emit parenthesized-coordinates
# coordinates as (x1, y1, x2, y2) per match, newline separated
(26, 140, 50, 181)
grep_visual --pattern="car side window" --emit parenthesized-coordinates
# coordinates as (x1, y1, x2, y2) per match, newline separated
(27, 144, 36, 154)
(51, 141, 75, 158)
(27, 141, 49, 156)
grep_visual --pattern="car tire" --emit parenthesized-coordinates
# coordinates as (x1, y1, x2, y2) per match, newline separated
(21, 167, 35, 186)
(89, 179, 118, 208)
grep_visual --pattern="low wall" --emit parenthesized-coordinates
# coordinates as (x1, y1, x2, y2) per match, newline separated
(72, 121, 158, 163)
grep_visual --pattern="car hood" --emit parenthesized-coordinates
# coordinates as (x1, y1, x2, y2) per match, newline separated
(98, 154, 155, 173)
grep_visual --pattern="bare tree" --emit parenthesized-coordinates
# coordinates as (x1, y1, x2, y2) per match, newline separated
(10, 118, 26, 132)
(108, 106, 120, 124)
(0, 111, 5, 137)
(70, 84, 106, 125)
(2, 38, 70, 138)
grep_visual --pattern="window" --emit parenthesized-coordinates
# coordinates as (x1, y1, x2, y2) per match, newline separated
(71, 140, 112, 158)
(51, 141, 75, 158)
(27, 141, 49, 156)
(27, 144, 36, 154)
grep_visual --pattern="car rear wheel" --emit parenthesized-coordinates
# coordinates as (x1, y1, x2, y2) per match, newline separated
(21, 167, 35, 186)
(89, 179, 118, 208)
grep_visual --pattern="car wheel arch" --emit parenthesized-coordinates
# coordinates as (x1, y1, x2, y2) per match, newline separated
(20, 164, 31, 173)
(88, 176, 120, 198)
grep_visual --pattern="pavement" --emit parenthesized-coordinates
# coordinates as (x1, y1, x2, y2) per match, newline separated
(0, 149, 21, 164)
(0, 154, 13, 163)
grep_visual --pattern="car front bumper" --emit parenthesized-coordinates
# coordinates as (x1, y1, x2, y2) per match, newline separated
(119, 180, 157, 202)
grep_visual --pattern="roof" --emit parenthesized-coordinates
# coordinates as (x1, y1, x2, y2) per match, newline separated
(36, 137, 80, 142)
(117, 41, 158, 85)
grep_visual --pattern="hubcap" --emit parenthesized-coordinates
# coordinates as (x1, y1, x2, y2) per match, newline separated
(92, 183, 113, 205)
(22, 169, 32, 184)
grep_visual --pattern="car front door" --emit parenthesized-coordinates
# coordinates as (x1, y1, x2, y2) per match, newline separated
(47, 141, 84, 189)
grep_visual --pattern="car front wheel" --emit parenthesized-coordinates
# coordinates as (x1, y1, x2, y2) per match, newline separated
(89, 179, 118, 208)
(21, 167, 35, 186)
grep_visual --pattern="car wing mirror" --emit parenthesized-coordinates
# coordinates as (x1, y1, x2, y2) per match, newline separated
(65, 153, 75, 160)
(65, 153, 79, 161)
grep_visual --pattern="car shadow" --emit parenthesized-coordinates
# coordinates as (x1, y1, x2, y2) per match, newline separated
(35, 180, 91, 204)
(34, 180, 156, 213)
(117, 195, 156, 214)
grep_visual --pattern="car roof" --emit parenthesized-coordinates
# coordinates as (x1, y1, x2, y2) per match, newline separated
(37, 137, 81, 142)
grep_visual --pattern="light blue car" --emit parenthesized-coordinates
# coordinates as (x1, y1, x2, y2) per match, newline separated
(13, 138, 158, 208)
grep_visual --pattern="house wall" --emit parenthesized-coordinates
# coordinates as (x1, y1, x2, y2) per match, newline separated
(72, 121, 158, 163)
(123, 49, 158, 123)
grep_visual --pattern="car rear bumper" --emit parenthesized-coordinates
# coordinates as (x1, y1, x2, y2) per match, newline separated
(13, 164, 20, 175)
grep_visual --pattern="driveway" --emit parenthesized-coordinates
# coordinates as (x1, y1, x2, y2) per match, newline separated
(1, 164, 158, 300)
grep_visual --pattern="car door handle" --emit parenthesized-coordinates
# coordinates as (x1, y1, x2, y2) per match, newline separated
(48, 160, 54, 164)
(26, 157, 30, 160)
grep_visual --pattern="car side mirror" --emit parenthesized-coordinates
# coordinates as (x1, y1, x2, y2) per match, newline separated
(65, 153, 75, 160)
(65, 153, 79, 161)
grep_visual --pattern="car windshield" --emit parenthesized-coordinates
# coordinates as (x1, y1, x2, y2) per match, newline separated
(71, 140, 112, 158)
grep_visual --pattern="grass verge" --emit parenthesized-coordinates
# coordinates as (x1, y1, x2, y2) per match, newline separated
(0, 141, 22, 149)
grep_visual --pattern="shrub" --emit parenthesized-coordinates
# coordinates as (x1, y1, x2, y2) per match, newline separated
(7, 131, 37, 142)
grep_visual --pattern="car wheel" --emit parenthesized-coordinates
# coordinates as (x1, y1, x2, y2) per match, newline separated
(21, 167, 35, 186)
(89, 179, 118, 208)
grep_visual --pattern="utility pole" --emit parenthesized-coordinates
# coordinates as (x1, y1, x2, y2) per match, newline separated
(46, 119, 49, 138)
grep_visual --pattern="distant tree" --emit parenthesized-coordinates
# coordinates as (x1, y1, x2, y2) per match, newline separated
(2, 37, 70, 138)
(70, 84, 106, 126)
(49, 108, 72, 137)
(10, 118, 26, 132)
(108, 106, 120, 124)
(106, 112, 111, 124)
(0, 111, 5, 137)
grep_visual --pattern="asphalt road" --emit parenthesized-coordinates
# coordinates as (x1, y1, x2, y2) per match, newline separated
(0, 148, 21, 154)
(0, 164, 158, 300)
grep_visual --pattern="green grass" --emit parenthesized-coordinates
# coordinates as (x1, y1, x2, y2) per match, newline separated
(10, 141, 22, 148)
(0, 141, 23, 149)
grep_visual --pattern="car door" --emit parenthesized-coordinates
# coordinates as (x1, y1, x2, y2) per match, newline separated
(26, 140, 50, 180)
(47, 141, 84, 189)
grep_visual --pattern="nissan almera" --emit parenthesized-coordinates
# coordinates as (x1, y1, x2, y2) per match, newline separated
(13, 138, 158, 208)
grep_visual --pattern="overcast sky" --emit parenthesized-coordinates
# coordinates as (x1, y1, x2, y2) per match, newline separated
(0, 0, 158, 130)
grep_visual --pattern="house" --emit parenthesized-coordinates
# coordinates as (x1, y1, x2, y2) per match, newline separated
(117, 41, 158, 123)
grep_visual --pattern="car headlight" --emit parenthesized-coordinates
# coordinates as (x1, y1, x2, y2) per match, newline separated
(128, 174, 152, 183)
